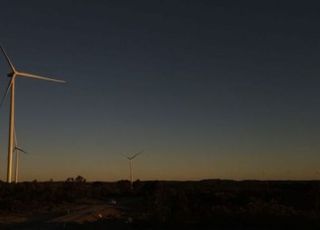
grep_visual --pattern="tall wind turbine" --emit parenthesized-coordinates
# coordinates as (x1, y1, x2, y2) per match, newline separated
(121, 150, 143, 188)
(0, 46, 66, 183)
(14, 128, 27, 183)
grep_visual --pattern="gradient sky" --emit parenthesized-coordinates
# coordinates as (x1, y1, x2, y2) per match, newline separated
(0, 1, 319, 181)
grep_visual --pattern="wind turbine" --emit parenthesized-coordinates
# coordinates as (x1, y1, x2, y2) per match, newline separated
(13, 128, 27, 183)
(0, 46, 66, 183)
(121, 150, 144, 189)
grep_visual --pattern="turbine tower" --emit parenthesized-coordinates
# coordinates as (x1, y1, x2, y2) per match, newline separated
(121, 150, 143, 189)
(0, 46, 66, 183)
(14, 128, 27, 183)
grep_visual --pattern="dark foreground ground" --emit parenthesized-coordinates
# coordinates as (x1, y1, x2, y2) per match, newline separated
(0, 179, 319, 229)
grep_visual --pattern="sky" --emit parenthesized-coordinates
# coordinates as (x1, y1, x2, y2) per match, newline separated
(0, 1, 319, 181)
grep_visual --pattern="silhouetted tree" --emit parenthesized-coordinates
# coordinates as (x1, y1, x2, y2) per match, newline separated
(66, 177, 74, 182)
(75, 175, 86, 183)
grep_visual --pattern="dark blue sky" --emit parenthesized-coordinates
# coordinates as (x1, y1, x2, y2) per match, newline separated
(0, 1, 319, 181)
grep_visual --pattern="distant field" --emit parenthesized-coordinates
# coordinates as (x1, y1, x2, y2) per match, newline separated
(0, 180, 319, 229)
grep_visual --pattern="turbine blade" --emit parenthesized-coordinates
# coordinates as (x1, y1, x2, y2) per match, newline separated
(15, 147, 27, 154)
(129, 150, 144, 160)
(0, 78, 14, 108)
(120, 153, 130, 160)
(0, 46, 16, 71)
(17, 72, 66, 83)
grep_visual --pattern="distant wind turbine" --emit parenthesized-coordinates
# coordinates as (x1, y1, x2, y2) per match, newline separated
(121, 150, 144, 188)
(14, 128, 27, 183)
(0, 46, 66, 183)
